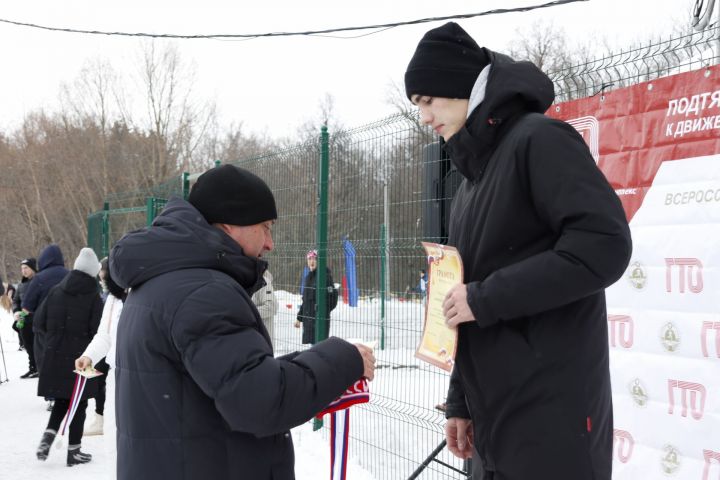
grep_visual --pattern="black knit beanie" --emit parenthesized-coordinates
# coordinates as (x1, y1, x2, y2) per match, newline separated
(188, 164, 277, 226)
(405, 22, 490, 100)
(21, 257, 37, 272)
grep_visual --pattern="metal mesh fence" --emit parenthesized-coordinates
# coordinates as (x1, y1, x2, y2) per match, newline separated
(550, 25, 719, 101)
(230, 115, 466, 479)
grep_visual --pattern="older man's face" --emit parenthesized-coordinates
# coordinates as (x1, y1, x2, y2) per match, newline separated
(218, 220, 275, 259)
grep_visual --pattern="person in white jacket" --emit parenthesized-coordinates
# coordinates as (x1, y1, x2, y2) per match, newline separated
(251, 269, 278, 341)
(75, 257, 126, 479)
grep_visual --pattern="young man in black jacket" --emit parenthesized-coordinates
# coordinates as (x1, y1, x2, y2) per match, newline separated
(405, 22, 632, 480)
(110, 165, 375, 480)
(12, 257, 37, 376)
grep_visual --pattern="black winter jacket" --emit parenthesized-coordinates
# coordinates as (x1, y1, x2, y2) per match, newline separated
(22, 244, 69, 314)
(443, 50, 632, 480)
(110, 197, 364, 480)
(12, 277, 30, 313)
(297, 267, 337, 344)
(33, 270, 102, 400)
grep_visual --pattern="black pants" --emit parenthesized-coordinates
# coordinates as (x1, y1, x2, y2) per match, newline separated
(93, 360, 109, 415)
(19, 325, 36, 371)
(46, 399, 88, 446)
(11, 320, 24, 347)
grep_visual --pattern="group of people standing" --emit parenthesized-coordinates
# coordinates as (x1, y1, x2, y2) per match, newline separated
(3, 244, 124, 467)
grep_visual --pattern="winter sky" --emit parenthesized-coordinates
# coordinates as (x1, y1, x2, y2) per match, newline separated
(0, 0, 697, 139)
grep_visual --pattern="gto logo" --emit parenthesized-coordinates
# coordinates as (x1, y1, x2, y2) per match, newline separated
(660, 322, 680, 353)
(703, 450, 720, 480)
(665, 258, 703, 293)
(661, 445, 681, 476)
(702, 321, 720, 358)
(667, 379, 706, 420)
(613, 429, 634, 463)
(627, 261, 647, 290)
(608, 315, 633, 348)
(629, 379, 649, 408)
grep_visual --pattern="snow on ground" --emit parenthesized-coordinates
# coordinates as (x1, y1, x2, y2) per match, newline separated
(0, 308, 377, 479)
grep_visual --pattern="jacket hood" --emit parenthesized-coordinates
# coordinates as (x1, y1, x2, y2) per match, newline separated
(38, 244, 65, 271)
(444, 49, 555, 181)
(59, 269, 99, 296)
(110, 197, 267, 293)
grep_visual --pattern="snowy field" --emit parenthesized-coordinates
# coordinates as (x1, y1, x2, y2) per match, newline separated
(0, 292, 460, 479)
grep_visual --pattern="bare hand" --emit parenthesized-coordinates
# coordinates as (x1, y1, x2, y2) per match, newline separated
(442, 284, 475, 328)
(294, 321, 301, 329)
(75, 356, 92, 371)
(13, 311, 20, 321)
(354, 344, 376, 381)
(446, 417, 474, 459)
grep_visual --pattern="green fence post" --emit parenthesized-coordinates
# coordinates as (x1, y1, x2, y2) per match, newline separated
(214, 160, 221, 168)
(313, 125, 330, 431)
(315, 125, 330, 343)
(380, 223, 386, 350)
(102, 201, 110, 259)
(182, 172, 190, 200)
(146, 197, 156, 226)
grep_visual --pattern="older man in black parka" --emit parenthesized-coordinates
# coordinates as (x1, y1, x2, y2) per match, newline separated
(110, 165, 375, 480)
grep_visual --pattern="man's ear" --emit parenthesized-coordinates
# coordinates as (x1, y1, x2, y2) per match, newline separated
(212, 223, 233, 235)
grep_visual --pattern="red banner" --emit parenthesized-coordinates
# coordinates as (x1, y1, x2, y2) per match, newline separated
(547, 65, 720, 221)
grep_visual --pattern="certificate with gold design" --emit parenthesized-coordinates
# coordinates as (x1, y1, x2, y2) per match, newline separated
(415, 242, 463, 372)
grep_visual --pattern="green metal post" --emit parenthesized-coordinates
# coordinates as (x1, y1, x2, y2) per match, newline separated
(102, 201, 110, 259)
(146, 197, 156, 226)
(380, 224, 386, 350)
(315, 125, 330, 344)
(313, 125, 330, 432)
(182, 172, 190, 200)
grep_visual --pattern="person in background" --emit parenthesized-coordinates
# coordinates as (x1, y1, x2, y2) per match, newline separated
(0, 279, 15, 316)
(82, 258, 113, 437)
(75, 256, 127, 478)
(34, 248, 103, 466)
(405, 22, 632, 480)
(417, 269, 428, 299)
(295, 249, 338, 345)
(12, 258, 37, 373)
(251, 269, 278, 342)
(23, 246, 68, 412)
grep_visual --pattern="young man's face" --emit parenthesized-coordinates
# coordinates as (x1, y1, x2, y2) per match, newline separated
(216, 220, 275, 259)
(411, 95, 469, 140)
(20, 265, 34, 279)
(306, 257, 317, 271)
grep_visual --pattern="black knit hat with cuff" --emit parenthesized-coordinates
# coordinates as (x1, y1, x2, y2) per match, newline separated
(405, 22, 490, 100)
(188, 164, 277, 226)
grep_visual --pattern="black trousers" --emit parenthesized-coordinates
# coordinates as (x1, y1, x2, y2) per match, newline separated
(19, 325, 36, 371)
(93, 360, 109, 415)
(11, 320, 24, 347)
(46, 398, 88, 446)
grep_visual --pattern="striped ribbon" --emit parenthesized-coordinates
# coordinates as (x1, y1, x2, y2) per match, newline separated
(330, 410, 350, 480)
(60, 373, 87, 436)
(317, 378, 370, 480)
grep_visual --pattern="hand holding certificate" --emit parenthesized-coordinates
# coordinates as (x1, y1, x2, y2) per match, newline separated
(415, 242, 464, 372)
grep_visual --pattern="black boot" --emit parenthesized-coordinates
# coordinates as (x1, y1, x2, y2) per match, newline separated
(67, 446, 92, 466)
(20, 369, 37, 379)
(36, 429, 56, 460)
